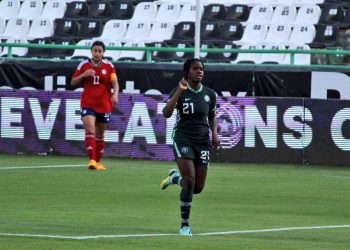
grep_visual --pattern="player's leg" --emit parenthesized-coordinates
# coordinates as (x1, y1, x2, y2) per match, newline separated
(177, 157, 195, 236)
(95, 121, 107, 170)
(81, 109, 97, 169)
(193, 144, 210, 194)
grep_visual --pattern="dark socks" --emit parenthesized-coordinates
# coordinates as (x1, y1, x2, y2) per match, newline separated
(180, 188, 193, 228)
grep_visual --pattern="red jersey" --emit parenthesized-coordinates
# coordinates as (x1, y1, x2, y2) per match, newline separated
(72, 59, 116, 113)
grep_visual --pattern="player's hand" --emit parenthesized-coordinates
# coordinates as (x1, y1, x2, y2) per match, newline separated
(83, 69, 95, 78)
(178, 78, 188, 91)
(211, 133, 222, 150)
(111, 93, 118, 105)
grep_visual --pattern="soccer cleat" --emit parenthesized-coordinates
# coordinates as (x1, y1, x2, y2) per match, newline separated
(160, 169, 179, 190)
(87, 160, 97, 170)
(179, 226, 192, 236)
(95, 162, 106, 171)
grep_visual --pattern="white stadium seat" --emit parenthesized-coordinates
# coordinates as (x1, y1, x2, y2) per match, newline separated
(259, 44, 286, 64)
(270, 5, 297, 24)
(245, 4, 273, 24)
(175, 3, 203, 23)
(294, 5, 321, 25)
(69, 39, 93, 59)
(0, 18, 5, 36)
(264, 24, 291, 45)
(0, 0, 21, 20)
(118, 41, 145, 61)
(236, 23, 268, 45)
(131, 2, 158, 22)
(155, 3, 181, 22)
(287, 24, 316, 46)
(284, 44, 311, 65)
(142, 22, 174, 43)
(0, 17, 30, 40)
(40, 0, 66, 20)
(26, 18, 54, 40)
(97, 20, 128, 41)
(120, 21, 152, 43)
(17, 0, 44, 20)
(1, 38, 28, 57)
(232, 43, 262, 64)
(101, 39, 122, 61)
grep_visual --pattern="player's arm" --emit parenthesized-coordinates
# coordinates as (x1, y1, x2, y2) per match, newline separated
(163, 78, 187, 118)
(110, 72, 119, 105)
(71, 69, 95, 87)
(208, 94, 220, 149)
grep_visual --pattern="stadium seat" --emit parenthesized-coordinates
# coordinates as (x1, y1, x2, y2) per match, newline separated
(155, 3, 181, 22)
(131, 2, 158, 22)
(232, 43, 262, 64)
(146, 41, 168, 62)
(0, 17, 30, 40)
(87, 0, 112, 20)
(64, 1, 89, 19)
(0, 18, 5, 37)
(201, 4, 226, 21)
(293, 5, 321, 25)
(118, 41, 146, 61)
(120, 21, 152, 43)
(270, 5, 297, 24)
(198, 41, 216, 62)
(245, 4, 273, 25)
(200, 21, 221, 41)
(319, 4, 344, 24)
(175, 3, 203, 23)
(0, 38, 28, 57)
(213, 41, 238, 63)
(236, 23, 268, 45)
(26, 18, 54, 40)
(299, 0, 324, 4)
(0, 0, 21, 20)
(109, 0, 135, 20)
(277, 0, 301, 5)
(97, 19, 127, 41)
(169, 21, 195, 42)
(225, 4, 250, 22)
(264, 24, 291, 45)
(49, 37, 75, 58)
(309, 24, 339, 48)
(40, 0, 66, 20)
(52, 18, 79, 39)
(259, 44, 286, 64)
(219, 21, 244, 42)
(26, 37, 52, 58)
(284, 44, 311, 65)
(341, 9, 350, 28)
(77, 19, 103, 39)
(142, 22, 174, 43)
(69, 39, 93, 59)
(102, 39, 122, 61)
(157, 40, 193, 62)
(287, 24, 316, 46)
(253, 0, 278, 5)
(17, 0, 44, 20)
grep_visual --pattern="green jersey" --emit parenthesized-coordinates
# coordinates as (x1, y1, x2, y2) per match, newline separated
(169, 84, 217, 143)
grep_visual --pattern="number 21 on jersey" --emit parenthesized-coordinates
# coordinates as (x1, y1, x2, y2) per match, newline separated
(183, 103, 194, 114)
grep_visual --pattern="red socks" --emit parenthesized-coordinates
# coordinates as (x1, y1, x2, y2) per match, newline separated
(85, 132, 95, 161)
(95, 136, 105, 163)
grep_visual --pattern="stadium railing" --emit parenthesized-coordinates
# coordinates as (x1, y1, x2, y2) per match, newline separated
(0, 42, 349, 69)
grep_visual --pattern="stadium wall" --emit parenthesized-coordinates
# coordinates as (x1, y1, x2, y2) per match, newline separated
(0, 89, 350, 167)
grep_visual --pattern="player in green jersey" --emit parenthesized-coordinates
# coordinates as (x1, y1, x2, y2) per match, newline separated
(160, 58, 221, 236)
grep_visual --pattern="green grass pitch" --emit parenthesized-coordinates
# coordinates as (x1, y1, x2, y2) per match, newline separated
(0, 153, 350, 249)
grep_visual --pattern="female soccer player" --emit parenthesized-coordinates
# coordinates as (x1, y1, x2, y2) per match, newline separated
(71, 41, 119, 170)
(160, 58, 220, 236)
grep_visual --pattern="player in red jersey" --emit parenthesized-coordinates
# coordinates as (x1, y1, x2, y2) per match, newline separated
(71, 41, 119, 170)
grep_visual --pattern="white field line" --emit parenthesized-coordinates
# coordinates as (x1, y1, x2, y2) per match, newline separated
(0, 165, 85, 170)
(0, 225, 350, 240)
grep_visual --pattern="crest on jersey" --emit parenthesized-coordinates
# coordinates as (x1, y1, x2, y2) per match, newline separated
(204, 95, 210, 102)
(102, 69, 107, 75)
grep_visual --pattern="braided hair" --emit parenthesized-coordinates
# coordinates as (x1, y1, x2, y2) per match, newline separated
(183, 58, 204, 80)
